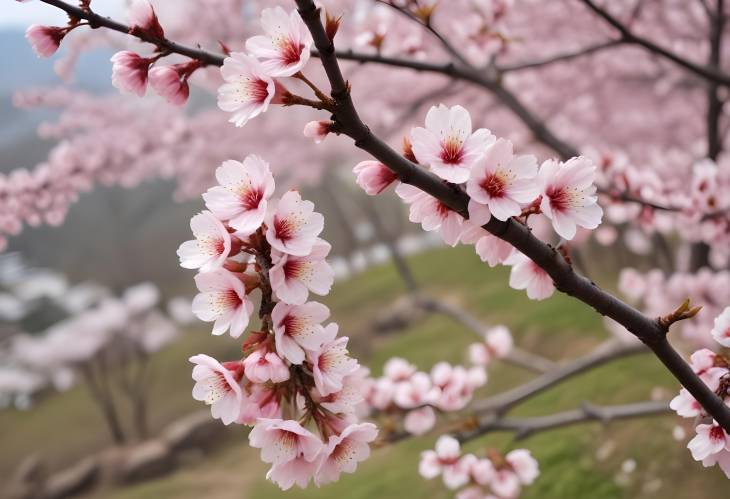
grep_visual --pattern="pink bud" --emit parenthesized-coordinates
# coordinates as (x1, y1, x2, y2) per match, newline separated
(303, 120, 333, 144)
(149, 65, 189, 106)
(25, 24, 66, 58)
(128, 0, 165, 39)
(111, 51, 153, 97)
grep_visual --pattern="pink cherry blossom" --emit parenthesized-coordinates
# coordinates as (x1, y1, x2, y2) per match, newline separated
(419, 435, 461, 478)
(177, 210, 232, 271)
(461, 222, 514, 267)
(367, 377, 396, 410)
(315, 422, 378, 485)
(491, 469, 521, 498)
(238, 385, 281, 425)
(265, 190, 324, 256)
(202, 156, 275, 236)
(395, 183, 464, 246)
(506, 449, 540, 485)
(303, 120, 332, 144)
(149, 65, 190, 106)
(507, 252, 555, 301)
(266, 453, 320, 490)
(394, 372, 435, 409)
(243, 347, 290, 384)
(404, 406, 437, 435)
(411, 104, 495, 183)
(192, 269, 253, 338)
(383, 357, 417, 383)
(468, 325, 514, 366)
(319, 372, 366, 415)
(467, 138, 539, 221)
(711, 307, 730, 347)
(110, 51, 152, 97)
(538, 157, 603, 240)
(246, 6, 313, 77)
(249, 418, 323, 464)
(269, 238, 334, 305)
(353, 161, 399, 195)
(670, 388, 703, 418)
(190, 354, 244, 425)
(25, 25, 66, 58)
(308, 324, 359, 396)
(272, 301, 330, 364)
(688, 423, 730, 461)
(128, 0, 164, 39)
(218, 53, 281, 127)
(470, 458, 496, 486)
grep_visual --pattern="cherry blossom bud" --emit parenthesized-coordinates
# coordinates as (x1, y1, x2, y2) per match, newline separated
(25, 25, 66, 58)
(353, 161, 398, 196)
(303, 120, 333, 144)
(110, 51, 153, 97)
(325, 10, 342, 42)
(149, 65, 189, 105)
(128, 0, 165, 39)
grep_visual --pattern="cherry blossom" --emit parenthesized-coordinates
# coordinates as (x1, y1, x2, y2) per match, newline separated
(383, 357, 417, 383)
(316, 422, 379, 485)
(506, 449, 540, 485)
(466, 138, 539, 221)
(272, 301, 330, 364)
(404, 406, 437, 436)
(538, 157, 603, 240)
(308, 324, 360, 396)
(506, 252, 555, 301)
(265, 190, 325, 256)
(269, 238, 334, 305)
(353, 160, 399, 195)
(711, 307, 730, 347)
(419, 435, 472, 489)
(249, 418, 323, 465)
(688, 423, 730, 461)
(25, 25, 66, 58)
(192, 269, 253, 338)
(128, 0, 164, 39)
(190, 354, 244, 425)
(242, 348, 290, 384)
(395, 183, 464, 246)
(149, 64, 191, 105)
(303, 120, 333, 144)
(411, 104, 495, 183)
(218, 53, 281, 127)
(469, 325, 514, 366)
(245, 6, 313, 77)
(110, 51, 153, 97)
(176, 211, 232, 271)
(202, 156, 275, 236)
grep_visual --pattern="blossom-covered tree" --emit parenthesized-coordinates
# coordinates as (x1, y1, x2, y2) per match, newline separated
(8, 0, 730, 493)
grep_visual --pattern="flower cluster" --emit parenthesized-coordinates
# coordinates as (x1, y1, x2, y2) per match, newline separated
(180, 155, 377, 489)
(670, 307, 730, 478)
(361, 326, 514, 437)
(619, 268, 730, 348)
(419, 435, 539, 498)
(217, 6, 312, 127)
(352, 104, 603, 301)
(362, 356, 487, 436)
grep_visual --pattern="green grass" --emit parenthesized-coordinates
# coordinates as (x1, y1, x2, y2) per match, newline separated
(3, 245, 728, 498)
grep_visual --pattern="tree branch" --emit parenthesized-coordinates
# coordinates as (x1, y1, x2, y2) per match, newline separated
(415, 295, 558, 373)
(457, 400, 671, 442)
(579, 0, 730, 86)
(498, 40, 623, 73)
(294, 0, 730, 432)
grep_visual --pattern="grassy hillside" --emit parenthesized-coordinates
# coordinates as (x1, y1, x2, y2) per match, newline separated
(2, 246, 727, 498)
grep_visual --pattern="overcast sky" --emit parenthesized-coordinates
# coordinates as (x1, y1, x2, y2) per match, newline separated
(2, 1, 125, 28)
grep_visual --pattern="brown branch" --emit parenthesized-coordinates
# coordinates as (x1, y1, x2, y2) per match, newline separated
(498, 40, 623, 72)
(457, 400, 671, 442)
(471, 340, 647, 415)
(579, 0, 730, 86)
